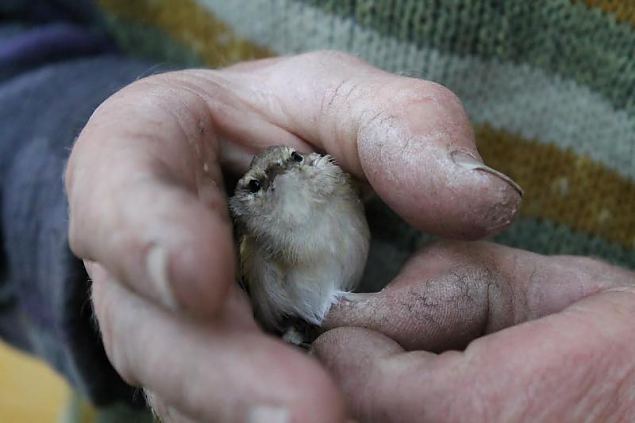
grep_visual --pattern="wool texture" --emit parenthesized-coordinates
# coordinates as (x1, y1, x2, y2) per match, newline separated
(96, 0, 635, 269)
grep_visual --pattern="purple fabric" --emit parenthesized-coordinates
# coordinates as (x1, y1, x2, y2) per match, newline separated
(0, 0, 144, 408)
(0, 22, 114, 69)
(0, 56, 166, 406)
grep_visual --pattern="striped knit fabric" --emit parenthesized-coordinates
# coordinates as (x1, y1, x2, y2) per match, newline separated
(96, 0, 635, 269)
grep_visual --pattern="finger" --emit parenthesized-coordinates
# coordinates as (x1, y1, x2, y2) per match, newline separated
(218, 51, 523, 238)
(66, 72, 316, 315)
(90, 264, 346, 423)
(312, 328, 430, 423)
(324, 241, 634, 351)
(315, 286, 635, 422)
(66, 77, 240, 315)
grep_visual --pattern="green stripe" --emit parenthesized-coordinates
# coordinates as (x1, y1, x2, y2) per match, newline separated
(367, 203, 635, 274)
(410, 217, 635, 270)
(297, 0, 635, 115)
(100, 0, 272, 68)
(492, 217, 635, 270)
(201, 0, 635, 180)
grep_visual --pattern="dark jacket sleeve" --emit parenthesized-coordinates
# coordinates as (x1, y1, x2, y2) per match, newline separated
(0, 0, 114, 82)
(0, 1, 174, 406)
(0, 53, 170, 406)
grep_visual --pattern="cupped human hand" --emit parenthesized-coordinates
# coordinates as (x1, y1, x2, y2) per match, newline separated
(64, 51, 522, 422)
(315, 241, 635, 422)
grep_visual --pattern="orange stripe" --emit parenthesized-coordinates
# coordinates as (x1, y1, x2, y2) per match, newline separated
(574, 0, 635, 25)
(99, 0, 272, 67)
(476, 124, 635, 249)
(99, 0, 634, 250)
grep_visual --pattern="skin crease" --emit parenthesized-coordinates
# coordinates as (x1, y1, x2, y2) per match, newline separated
(63, 51, 635, 422)
(317, 242, 635, 422)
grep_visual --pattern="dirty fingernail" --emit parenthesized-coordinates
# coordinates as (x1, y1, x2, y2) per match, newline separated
(247, 405, 289, 423)
(451, 150, 524, 196)
(146, 245, 178, 310)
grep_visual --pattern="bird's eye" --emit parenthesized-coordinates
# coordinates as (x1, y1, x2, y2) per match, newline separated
(247, 179, 261, 193)
(291, 151, 303, 162)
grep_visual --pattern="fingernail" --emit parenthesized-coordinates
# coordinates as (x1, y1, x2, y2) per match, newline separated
(146, 245, 178, 310)
(247, 405, 289, 423)
(451, 150, 524, 196)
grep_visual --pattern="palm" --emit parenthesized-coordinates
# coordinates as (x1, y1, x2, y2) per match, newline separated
(317, 241, 635, 421)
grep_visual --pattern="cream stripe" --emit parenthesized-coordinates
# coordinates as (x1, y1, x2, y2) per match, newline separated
(199, 0, 635, 180)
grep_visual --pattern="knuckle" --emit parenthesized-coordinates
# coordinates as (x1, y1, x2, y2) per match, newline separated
(414, 80, 458, 103)
(320, 77, 364, 118)
(128, 75, 204, 114)
(95, 71, 212, 128)
(384, 78, 459, 110)
(130, 73, 215, 143)
(358, 106, 394, 137)
(355, 79, 463, 140)
(305, 51, 372, 117)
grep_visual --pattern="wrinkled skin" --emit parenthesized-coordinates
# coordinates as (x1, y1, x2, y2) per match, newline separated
(65, 51, 635, 422)
(318, 241, 635, 422)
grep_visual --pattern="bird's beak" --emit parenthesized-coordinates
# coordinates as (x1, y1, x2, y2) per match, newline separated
(265, 163, 286, 182)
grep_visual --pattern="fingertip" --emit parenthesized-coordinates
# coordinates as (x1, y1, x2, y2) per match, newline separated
(235, 334, 348, 423)
(99, 179, 236, 318)
(355, 79, 522, 239)
(313, 328, 404, 382)
(446, 152, 523, 239)
(167, 215, 236, 317)
(311, 328, 403, 418)
(313, 327, 403, 363)
(288, 353, 348, 423)
(146, 245, 180, 310)
(360, 141, 522, 239)
(93, 266, 345, 423)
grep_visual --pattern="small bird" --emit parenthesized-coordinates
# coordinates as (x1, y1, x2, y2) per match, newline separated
(229, 146, 370, 339)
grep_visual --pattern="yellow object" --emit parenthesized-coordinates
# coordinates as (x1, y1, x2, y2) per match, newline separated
(0, 340, 70, 422)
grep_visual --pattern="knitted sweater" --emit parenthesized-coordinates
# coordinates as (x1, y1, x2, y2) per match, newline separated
(0, 0, 633, 410)
(97, 0, 635, 267)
